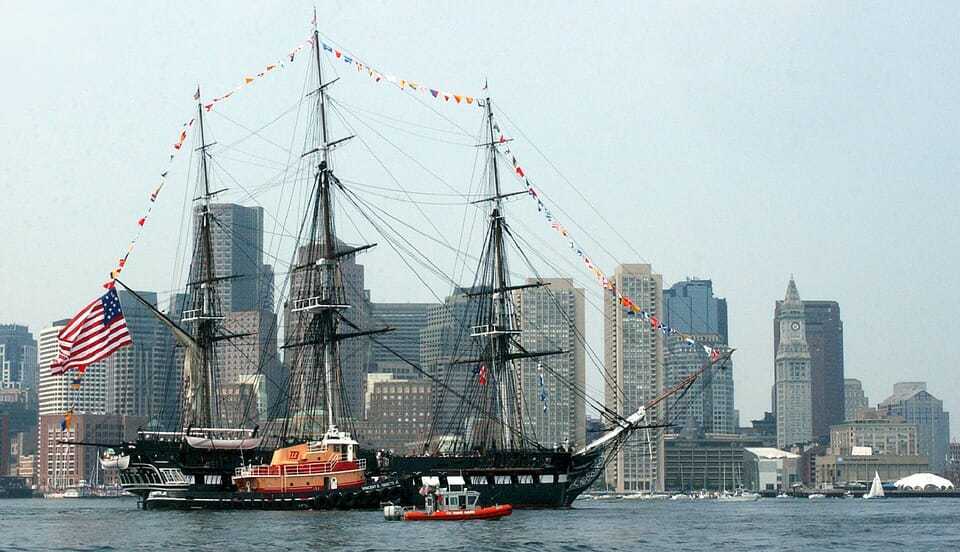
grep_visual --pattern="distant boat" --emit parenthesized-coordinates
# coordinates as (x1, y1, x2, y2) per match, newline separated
(864, 471, 885, 499)
(808, 493, 826, 499)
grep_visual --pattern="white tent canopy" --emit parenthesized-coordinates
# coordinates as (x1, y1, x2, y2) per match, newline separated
(894, 473, 955, 490)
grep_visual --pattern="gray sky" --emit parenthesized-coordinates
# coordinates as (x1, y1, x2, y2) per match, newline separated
(2, 1, 958, 433)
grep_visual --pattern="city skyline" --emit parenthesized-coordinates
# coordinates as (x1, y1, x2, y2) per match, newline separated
(2, 2, 959, 430)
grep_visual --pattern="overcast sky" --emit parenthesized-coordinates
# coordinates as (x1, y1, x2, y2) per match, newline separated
(1, 1, 958, 434)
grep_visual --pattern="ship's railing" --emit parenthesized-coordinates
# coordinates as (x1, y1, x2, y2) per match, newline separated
(138, 427, 255, 441)
(234, 457, 365, 478)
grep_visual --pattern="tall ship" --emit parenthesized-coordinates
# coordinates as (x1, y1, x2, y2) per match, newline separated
(67, 16, 731, 510)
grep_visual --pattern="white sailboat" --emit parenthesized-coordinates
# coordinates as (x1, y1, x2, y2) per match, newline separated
(864, 471, 885, 499)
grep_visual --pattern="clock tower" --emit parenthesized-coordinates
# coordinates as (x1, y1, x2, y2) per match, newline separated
(774, 277, 813, 449)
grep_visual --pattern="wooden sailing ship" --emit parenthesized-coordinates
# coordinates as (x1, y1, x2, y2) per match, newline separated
(74, 11, 734, 511)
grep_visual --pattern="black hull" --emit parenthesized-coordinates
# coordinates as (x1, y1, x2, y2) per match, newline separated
(387, 449, 604, 508)
(119, 438, 605, 510)
(141, 478, 405, 511)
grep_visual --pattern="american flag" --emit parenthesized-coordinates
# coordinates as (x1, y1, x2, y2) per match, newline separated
(50, 288, 133, 375)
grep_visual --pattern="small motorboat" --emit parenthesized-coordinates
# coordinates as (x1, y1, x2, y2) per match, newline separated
(385, 486, 512, 521)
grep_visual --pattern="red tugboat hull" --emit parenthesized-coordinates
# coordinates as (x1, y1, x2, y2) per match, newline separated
(404, 504, 512, 521)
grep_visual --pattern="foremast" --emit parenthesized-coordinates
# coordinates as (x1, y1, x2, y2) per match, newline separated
(181, 91, 225, 429)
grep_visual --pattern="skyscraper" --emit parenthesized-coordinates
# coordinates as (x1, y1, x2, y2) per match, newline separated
(37, 320, 107, 417)
(879, 382, 951, 473)
(0, 325, 38, 394)
(516, 278, 586, 449)
(603, 264, 664, 492)
(844, 378, 869, 421)
(193, 203, 281, 424)
(369, 302, 434, 380)
(662, 279, 735, 434)
(419, 287, 482, 442)
(202, 203, 273, 312)
(774, 278, 813, 449)
(774, 298, 844, 441)
(103, 291, 177, 426)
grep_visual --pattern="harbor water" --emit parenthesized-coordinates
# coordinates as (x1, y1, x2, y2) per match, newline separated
(1, 496, 959, 551)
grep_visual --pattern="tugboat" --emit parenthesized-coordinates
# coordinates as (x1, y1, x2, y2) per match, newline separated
(233, 426, 366, 497)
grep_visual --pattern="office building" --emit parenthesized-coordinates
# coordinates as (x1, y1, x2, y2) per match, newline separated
(37, 320, 107, 417)
(604, 264, 665, 492)
(662, 279, 735, 434)
(844, 378, 869, 421)
(878, 382, 951, 473)
(201, 203, 274, 312)
(773, 278, 813, 448)
(829, 414, 919, 456)
(362, 374, 432, 453)
(516, 278, 586, 449)
(419, 287, 483, 440)
(775, 297, 844, 440)
(369, 302, 434, 380)
(104, 290, 177, 426)
(815, 453, 928, 487)
(38, 413, 144, 492)
(663, 433, 764, 492)
(0, 325, 38, 393)
(215, 309, 281, 426)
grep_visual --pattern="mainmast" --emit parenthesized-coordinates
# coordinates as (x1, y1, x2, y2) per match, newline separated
(290, 16, 350, 435)
(181, 89, 224, 428)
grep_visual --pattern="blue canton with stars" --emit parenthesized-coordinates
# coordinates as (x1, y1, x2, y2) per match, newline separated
(100, 288, 124, 325)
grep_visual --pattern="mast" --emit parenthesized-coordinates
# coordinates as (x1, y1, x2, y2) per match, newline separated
(470, 94, 524, 451)
(315, 16, 337, 433)
(290, 15, 349, 435)
(181, 89, 224, 429)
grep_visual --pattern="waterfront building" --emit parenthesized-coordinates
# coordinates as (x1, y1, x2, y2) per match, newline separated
(774, 278, 813, 448)
(604, 264, 665, 493)
(844, 378, 869, 421)
(663, 433, 763, 492)
(285, 240, 371, 425)
(742, 447, 800, 492)
(878, 382, 951, 473)
(369, 302, 434, 379)
(516, 278, 586, 449)
(38, 413, 144, 492)
(0, 325, 38, 394)
(0, 413, 7, 476)
(829, 413, 919, 457)
(662, 278, 734, 435)
(946, 442, 960, 486)
(37, 320, 107, 417)
(362, 374, 432, 453)
(815, 453, 928, 487)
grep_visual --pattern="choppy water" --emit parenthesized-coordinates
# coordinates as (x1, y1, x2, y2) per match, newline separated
(1, 496, 959, 551)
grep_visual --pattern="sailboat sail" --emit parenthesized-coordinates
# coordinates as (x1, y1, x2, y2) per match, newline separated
(865, 471, 885, 499)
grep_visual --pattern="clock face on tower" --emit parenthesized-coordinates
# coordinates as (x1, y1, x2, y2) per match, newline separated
(791, 321, 801, 331)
